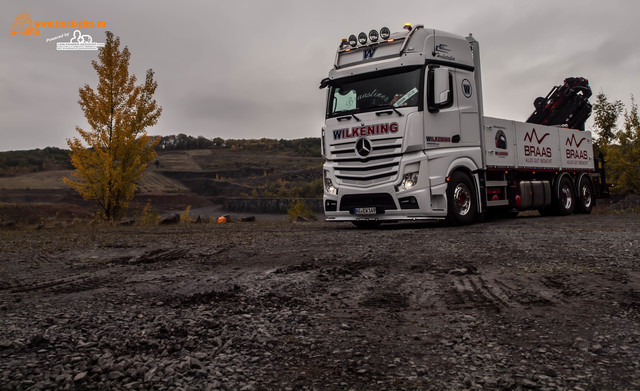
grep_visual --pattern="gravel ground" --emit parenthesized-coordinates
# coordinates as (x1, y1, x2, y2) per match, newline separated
(0, 213, 639, 390)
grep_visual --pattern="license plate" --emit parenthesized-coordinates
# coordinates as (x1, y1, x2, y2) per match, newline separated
(354, 207, 377, 215)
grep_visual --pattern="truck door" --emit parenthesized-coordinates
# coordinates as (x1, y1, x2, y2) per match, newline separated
(425, 66, 460, 149)
(455, 69, 481, 147)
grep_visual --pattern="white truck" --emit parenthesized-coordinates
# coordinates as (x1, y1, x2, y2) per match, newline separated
(319, 24, 598, 227)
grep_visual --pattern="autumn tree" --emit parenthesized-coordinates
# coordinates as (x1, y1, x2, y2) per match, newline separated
(593, 93, 640, 195)
(604, 96, 640, 194)
(592, 92, 624, 150)
(64, 31, 162, 220)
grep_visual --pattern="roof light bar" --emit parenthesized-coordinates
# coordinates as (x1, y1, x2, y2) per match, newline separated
(340, 25, 404, 50)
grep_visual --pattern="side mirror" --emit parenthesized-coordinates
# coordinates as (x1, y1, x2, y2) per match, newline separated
(319, 78, 331, 89)
(433, 67, 450, 105)
(428, 67, 453, 113)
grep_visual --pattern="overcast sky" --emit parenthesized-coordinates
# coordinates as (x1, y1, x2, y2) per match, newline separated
(2, 0, 639, 151)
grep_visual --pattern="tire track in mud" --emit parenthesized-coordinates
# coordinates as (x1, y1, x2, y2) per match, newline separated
(443, 274, 555, 311)
(113, 248, 191, 265)
(9, 274, 108, 294)
(263, 258, 559, 314)
(4, 247, 193, 295)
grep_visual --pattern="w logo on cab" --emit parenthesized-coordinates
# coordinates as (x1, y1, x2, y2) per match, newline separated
(363, 48, 376, 60)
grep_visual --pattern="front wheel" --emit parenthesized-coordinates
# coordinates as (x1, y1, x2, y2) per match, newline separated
(446, 172, 477, 226)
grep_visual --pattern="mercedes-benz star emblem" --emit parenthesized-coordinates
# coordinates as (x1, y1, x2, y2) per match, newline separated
(355, 137, 372, 157)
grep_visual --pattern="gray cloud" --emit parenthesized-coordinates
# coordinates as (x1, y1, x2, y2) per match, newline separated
(2, 0, 639, 151)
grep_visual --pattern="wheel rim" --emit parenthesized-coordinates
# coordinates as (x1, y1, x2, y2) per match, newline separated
(560, 184, 573, 210)
(581, 184, 592, 208)
(454, 183, 471, 216)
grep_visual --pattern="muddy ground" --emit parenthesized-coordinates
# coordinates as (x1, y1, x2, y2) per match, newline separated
(0, 213, 639, 390)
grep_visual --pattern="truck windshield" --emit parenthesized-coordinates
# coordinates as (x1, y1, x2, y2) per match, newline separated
(327, 67, 422, 118)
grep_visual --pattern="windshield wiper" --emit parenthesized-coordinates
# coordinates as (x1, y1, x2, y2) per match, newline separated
(374, 105, 404, 117)
(337, 113, 361, 122)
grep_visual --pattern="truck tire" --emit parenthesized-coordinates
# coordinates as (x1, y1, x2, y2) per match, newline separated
(575, 175, 594, 214)
(446, 171, 476, 226)
(556, 175, 575, 215)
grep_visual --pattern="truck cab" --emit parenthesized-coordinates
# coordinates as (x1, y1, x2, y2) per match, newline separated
(321, 25, 485, 225)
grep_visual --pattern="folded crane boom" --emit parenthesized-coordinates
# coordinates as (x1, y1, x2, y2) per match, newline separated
(526, 77, 593, 131)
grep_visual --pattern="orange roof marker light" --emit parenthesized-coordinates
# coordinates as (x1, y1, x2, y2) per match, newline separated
(403, 23, 412, 31)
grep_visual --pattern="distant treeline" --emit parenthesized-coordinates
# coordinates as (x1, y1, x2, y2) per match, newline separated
(156, 134, 321, 157)
(0, 147, 72, 175)
(0, 136, 322, 175)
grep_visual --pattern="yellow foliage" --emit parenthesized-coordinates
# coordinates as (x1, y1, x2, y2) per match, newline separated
(595, 94, 640, 195)
(181, 205, 193, 224)
(140, 199, 159, 225)
(287, 198, 315, 221)
(63, 31, 162, 221)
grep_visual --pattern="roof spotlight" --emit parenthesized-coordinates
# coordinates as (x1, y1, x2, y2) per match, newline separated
(348, 34, 357, 47)
(380, 27, 391, 40)
(358, 32, 367, 45)
(340, 38, 348, 49)
(368, 29, 379, 42)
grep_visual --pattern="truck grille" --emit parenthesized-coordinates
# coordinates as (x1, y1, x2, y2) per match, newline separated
(329, 136, 402, 185)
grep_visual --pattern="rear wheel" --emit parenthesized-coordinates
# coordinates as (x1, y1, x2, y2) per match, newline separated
(556, 176, 575, 215)
(576, 175, 594, 214)
(446, 172, 476, 226)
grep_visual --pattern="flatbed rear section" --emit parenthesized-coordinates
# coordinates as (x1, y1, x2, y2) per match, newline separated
(483, 117, 594, 172)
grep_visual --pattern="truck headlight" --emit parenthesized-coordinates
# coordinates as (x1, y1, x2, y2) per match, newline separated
(324, 170, 338, 195)
(325, 178, 337, 195)
(399, 172, 419, 191)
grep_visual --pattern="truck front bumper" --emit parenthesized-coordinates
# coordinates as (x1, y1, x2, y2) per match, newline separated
(323, 182, 447, 223)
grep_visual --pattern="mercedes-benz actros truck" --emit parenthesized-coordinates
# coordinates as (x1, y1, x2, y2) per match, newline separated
(320, 24, 598, 227)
